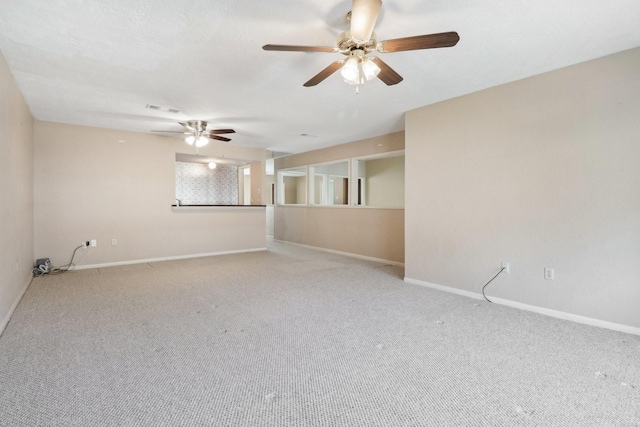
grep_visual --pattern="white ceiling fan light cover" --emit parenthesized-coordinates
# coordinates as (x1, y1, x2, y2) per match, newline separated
(184, 135, 209, 147)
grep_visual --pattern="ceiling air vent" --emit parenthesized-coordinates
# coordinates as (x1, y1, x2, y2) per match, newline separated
(146, 104, 181, 114)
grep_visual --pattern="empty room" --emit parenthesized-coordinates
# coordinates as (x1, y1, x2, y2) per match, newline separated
(1, 0, 639, 425)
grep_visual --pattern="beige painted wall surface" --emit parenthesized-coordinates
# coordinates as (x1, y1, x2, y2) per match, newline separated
(250, 161, 262, 205)
(275, 206, 404, 263)
(34, 122, 266, 267)
(283, 176, 299, 204)
(275, 132, 405, 263)
(0, 51, 34, 331)
(366, 156, 404, 207)
(264, 174, 275, 237)
(296, 176, 307, 204)
(405, 47, 640, 328)
(277, 131, 405, 170)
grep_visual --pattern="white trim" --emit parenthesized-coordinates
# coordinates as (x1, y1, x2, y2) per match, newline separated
(404, 277, 640, 337)
(0, 276, 32, 336)
(73, 247, 267, 270)
(352, 149, 405, 161)
(276, 204, 403, 210)
(274, 239, 404, 267)
(404, 278, 483, 301)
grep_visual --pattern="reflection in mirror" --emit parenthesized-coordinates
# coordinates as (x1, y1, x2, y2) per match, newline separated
(278, 166, 307, 205)
(353, 153, 404, 207)
(310, 161, 349, 205)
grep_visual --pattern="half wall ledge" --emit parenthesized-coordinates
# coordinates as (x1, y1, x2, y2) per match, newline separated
(172, 205, 266, 209)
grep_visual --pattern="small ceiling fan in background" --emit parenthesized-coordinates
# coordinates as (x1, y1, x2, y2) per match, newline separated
(263, 0, 459, 89)
(152, 120, 235, 147)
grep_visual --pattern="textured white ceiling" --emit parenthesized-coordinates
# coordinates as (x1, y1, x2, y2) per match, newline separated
(1, 0, 639, 154)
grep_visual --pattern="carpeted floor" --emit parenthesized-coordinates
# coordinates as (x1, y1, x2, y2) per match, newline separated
(1, 241, 639, 426)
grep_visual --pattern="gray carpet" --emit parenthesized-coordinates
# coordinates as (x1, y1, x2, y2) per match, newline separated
(1, 241, 639, 426)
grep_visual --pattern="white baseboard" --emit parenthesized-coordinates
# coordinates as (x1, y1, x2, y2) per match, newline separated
(404, 277, 640, 336)
(0, 276, 32, 336)
(273, 240, 404, 267)
(73, 247, 268, 271)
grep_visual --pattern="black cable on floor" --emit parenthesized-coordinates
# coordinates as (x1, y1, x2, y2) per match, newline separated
(481, 266, 506, 303)
(33, 245, 87, 277)
(49, 244, 85, 274)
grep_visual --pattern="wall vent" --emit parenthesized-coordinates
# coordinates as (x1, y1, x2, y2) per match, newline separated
(146, 104, 180, 114)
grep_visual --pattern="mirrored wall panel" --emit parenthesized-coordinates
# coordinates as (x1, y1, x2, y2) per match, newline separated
(310, 161, 349, 205)
(353, 154, 404, 207)
(278, 166, 307, 205)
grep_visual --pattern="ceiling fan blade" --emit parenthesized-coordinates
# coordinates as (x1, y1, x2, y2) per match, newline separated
(303, 60, 344, 87)
(206, 129, 235, 135)
(179, 121, 196, 131)
(350, 0, 382, 42)
(263, 44, 337, 53)
(377, 32, 460, 53)
(369, 57, 403, 85)
(208, 135, 232, 142)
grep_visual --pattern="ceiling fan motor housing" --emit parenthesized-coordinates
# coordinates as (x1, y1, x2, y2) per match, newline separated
(186, 120, 208, 133)
(338, 31, 377, 54)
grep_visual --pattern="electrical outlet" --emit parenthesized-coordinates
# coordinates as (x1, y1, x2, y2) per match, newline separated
(544, 267, 554, 280)
(501, 262, 510, 273)
(111, 239, 117, 246)
(90, 240, 97, 247)
(83, 241, 90, 247)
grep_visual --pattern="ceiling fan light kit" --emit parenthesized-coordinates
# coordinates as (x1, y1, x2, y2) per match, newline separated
(152, 119, 235, 150)
(185, 135, 209, 147)
(341, 49, 381, 85)
(262, 0, 459, 89)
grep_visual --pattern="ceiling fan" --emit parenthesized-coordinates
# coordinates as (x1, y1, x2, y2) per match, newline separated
(263, 0, 459, 88)
(152, 120, 235, 147)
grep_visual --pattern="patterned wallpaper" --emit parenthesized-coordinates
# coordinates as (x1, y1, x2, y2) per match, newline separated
(175, 162, 238, 205)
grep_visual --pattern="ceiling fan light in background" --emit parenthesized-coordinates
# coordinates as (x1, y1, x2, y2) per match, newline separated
(208, 161, 217, 169)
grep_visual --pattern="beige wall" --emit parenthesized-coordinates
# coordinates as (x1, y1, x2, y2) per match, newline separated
(264, 174, 275, 205)
(366, 155, 404, 207)
(0, 51, 34, 333)
(283, 176, 301, 204)
(275, 132, 405, 263)
(249, 161, 262, 205)
(277, 131, 404, 169)
(296, 176, 307, 204)
(275, 207, 404, 263)
(264, 173, 275, 238)
(34, 122, 267, 267)
(405, 47, 640, 329)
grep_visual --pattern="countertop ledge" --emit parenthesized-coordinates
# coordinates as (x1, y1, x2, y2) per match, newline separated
(172, 204, 266, 208)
